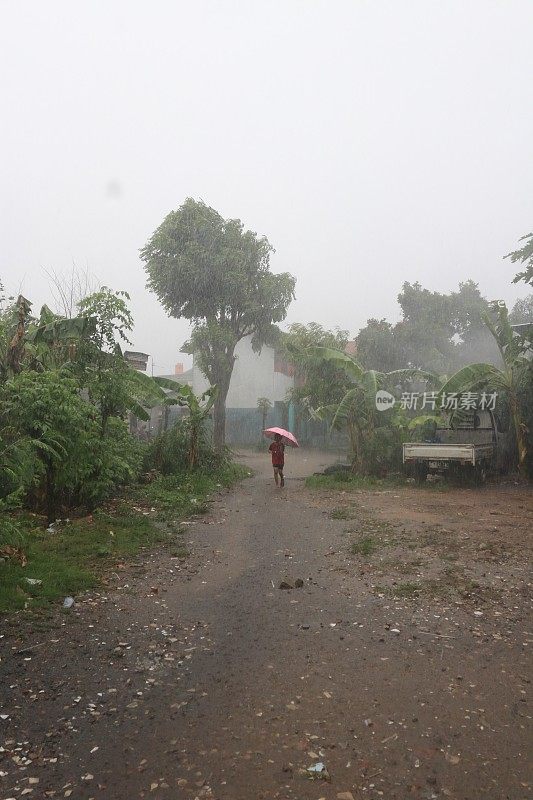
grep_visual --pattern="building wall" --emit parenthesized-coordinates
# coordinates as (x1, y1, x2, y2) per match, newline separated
(192, 336, 293, 409)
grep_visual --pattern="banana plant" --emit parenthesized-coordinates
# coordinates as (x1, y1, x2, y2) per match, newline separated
(0, 297, 95, 379)
(25, 304, 96, 371)
(257, 397, 272, 433)
(306, 346, 434, 472)
(438, 301, 531, 471)
(123, 369, 178, 422)
(0, 295, 33, 379)
(178, 385, 218, 469)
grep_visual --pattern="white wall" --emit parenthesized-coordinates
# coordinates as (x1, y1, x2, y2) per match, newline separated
(192, 336, 293, 409)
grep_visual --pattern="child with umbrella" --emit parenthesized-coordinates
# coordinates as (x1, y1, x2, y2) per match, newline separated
(263, 427, 299, 488)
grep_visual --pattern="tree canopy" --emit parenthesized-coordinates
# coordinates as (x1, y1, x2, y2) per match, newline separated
(506, 231, 533, 287)
(141, 198, 295, 447)
(510, 294, 533, 323)
(281, 322, 350, 411)
(356, 280, 496, 375)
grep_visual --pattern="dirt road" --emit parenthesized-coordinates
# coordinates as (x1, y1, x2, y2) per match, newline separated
(1, 451, 532, 800)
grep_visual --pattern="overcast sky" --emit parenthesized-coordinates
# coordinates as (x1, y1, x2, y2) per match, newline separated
(1, 0, 532, 374)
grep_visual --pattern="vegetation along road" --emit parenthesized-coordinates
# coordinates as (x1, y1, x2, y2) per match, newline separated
(1, 451, 532, 800)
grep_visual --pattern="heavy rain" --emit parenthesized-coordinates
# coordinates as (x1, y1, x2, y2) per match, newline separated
(1, 3, 532, 799)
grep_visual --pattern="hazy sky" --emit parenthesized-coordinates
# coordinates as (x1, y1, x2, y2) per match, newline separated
(2, 0, 532, 374)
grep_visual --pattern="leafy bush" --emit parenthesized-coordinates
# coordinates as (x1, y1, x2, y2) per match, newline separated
(71, 417, 144, 509)
(145, 419, 230, 475)
(359, 423, 408, 476)
(0, 285, 234, 551)
(0, 371, 144, 520)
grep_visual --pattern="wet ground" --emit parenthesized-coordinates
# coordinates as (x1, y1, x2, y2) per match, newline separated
(1, 450, 531, 800)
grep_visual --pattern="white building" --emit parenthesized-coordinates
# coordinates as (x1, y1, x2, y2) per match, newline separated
(192, 336, 293, 408)
(191, 336, 295, 443)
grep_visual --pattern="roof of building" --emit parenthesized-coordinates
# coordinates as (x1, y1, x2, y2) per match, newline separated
(158, 368, 194, 384)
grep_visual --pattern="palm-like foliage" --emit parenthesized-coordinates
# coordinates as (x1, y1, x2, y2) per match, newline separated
(438, 301, 531, 470)
(155, 382, 218, 469)
(257, 397, 272, 433)
(306, 346, 433, 472)
(0, 296, 95, 380)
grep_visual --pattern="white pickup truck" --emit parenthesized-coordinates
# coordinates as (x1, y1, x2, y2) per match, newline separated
(403, 409, 512, 484)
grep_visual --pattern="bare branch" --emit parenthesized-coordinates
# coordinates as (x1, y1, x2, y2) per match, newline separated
(43, 262, 99, 317)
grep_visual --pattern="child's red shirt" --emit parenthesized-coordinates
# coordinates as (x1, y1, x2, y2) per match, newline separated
(269, 441, 285, 467)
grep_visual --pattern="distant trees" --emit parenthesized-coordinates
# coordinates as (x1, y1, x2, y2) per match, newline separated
(356, 280, 495, 375)
(141, 199, 295, 450)
(510, 295, 533, 323)
(289, 260, 532, 478)
(43, 264, 97, 318)
(355, 319, 405, 374)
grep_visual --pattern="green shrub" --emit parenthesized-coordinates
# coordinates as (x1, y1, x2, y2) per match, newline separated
(0, 371, 144, 519)
(145, 419, 230, 475)
(72, 417, 144, 509)
(142, 461, 249, 522)
(359, 423, 408, 476)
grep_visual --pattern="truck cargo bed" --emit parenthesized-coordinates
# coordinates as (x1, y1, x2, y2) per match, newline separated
(403, 442, 494, 465)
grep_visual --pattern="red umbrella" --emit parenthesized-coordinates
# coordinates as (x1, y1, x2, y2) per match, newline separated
(263, 427, 299, 448)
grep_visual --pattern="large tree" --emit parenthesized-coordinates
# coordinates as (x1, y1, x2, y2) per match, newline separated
(141, 199, 295, 448)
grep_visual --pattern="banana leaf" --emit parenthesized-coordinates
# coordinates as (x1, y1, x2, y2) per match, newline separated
(305, 346, 365, 381)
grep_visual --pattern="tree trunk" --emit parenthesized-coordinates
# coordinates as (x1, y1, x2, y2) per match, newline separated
(510, 394, 527, 471)
(348, 419, 362, 473)
(212, 360, 233, 452)
(213, 386, 228, 452)
(189, 422, 199, 469)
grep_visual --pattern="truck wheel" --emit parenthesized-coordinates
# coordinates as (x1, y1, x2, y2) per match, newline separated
(415, 464, 428, 484)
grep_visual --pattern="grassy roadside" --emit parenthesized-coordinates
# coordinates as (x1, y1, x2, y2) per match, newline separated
(0, 462, 250, 614)
(306, 472, 405, 490)
(306, 472, 452, 491)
